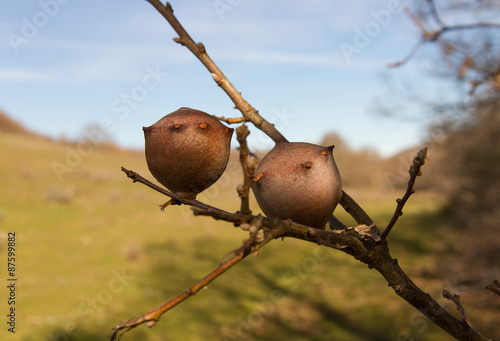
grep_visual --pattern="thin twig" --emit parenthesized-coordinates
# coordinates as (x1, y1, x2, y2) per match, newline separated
(380, 147, 427, 240)
(121, 166, 374, 258)
(441, 22, 500, 32)
(236, 124, 253, 216)
(213, 115, 247, 124)
(370, 245, 489, 341)
(113, 3, 495, 341)
(442, 289, 473, 328)
(388, 37, 426, 68)
(146, 0, 374, 233)
(388, 6, 435, 68)
(121, 167, 362, 252)
(121, 167, 243, 224)
(486, 280, 500, 297)
(111, 230, 275, 340)
(119, 163, 492, 340)
(427, 0, 445, 28)
(146, 0, 287, 144)
(339, 191, 374, 226)
(391, 4, 500, 68)
(226, 215, 266, 258)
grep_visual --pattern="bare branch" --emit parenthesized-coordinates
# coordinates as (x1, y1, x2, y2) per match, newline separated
(442, 289, 473, 328)
(235, 124, 254, 216)
(388, 37, 426, 68)
(145, 0, 287, 144)
(440, 22, 500, 32)
(120, 167, 371, 256)
(339, 190, 374, 226)
(121, 167, 243, 224)
(380, 147, 427, 240)
(119, 165, 493, 340)
(329, 214, 348, 230)
(145, 0, 374, 251)
(113, 3, 495, 341)
(427, 0, 445, 28)
(370, 242, 489, 341)
(212, 115, 247, 124)
(486, 280, 500, 297)
(111, 228, 275, 340)
(391, 4, 500, 69)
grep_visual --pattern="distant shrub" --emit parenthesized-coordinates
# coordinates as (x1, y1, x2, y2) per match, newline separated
(44, 187, 73, 205)
(427, 97, 500, 274)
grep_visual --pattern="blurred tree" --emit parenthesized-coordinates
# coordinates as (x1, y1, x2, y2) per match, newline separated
(388, 0, 500, 278)
(433, 98, 500, 225)
(395, 0, 500, 96)
(383, 0, 500, 219)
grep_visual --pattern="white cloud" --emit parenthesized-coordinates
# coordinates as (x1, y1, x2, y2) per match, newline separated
(0, 68, 54, 82)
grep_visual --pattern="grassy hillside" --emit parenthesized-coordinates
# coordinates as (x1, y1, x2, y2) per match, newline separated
(0, 127, 496, 341)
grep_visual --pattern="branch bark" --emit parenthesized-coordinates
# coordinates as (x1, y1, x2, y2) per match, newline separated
(235, 124, 253, 216)
(442, 289, 473, 329)
(380, 146, 427, 240)
(486, 280, 500, 297)
(391, 4, 500, 69)
(146, 0, 370, 231)
(146, 0, 287, 144)
(117, 167, 491, 341)
(111, 2, 494, 341)
(121, 167, 244, 224)
(111, 225, 276, 341)
(369, 241, 488, 341)
(391, 1, 500, 94)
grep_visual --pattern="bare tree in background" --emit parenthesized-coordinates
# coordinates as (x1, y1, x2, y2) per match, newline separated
(385, 1, 500, 336)
(392, 0, 500, 95)
(390, 0, 500, 245)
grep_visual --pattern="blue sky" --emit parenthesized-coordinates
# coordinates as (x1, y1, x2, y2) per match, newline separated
(1, 0, 437, 156)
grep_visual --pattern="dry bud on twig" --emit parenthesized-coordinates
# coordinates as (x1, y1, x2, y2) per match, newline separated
(111, 2, 494, 341)
(380, 146, 427, 240)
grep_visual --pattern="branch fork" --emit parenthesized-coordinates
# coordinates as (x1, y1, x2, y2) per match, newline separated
(392, 2, 500, 93)
(111, 2, 493, 341)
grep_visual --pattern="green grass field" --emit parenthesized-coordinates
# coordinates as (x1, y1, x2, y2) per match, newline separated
(0, 132, 495, 341)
